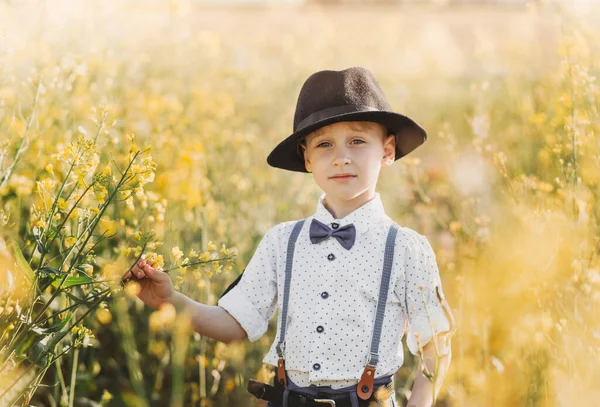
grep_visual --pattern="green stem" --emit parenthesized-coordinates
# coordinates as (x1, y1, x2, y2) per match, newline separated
(68, 348, 79, 407)
(35, 288, 111, 326)
(54, 357, 68, 405)
(113, 295, 149, 407)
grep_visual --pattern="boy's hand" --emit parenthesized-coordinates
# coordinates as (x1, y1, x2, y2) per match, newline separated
(123, 259, 175, 310)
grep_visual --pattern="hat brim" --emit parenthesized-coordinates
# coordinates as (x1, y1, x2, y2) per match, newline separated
(266, 110, 428, 173)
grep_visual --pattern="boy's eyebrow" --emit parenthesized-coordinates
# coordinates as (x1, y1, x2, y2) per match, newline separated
(310, 126, 367, 140)
(307, 132, 326, 142)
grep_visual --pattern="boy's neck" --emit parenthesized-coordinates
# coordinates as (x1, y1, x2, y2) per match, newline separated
(322, 189, 377, 220)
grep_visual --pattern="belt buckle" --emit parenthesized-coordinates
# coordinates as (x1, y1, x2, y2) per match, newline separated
(313, 399, 336, 406)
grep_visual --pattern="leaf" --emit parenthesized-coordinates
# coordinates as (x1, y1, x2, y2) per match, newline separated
(31, 312, 73, 335)
(45, 329, 72, 354)
(32, 226, 48, 254)
(38, 266, 68, 275)
(10, 240, 34, 284)
(26, 341, 50, 367)
(50, 275, 93, 289)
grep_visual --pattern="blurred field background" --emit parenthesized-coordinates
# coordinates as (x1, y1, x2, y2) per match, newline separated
(1, 0, 600, 406)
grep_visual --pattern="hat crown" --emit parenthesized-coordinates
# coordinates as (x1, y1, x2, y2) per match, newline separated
(293, 67, 392, 132)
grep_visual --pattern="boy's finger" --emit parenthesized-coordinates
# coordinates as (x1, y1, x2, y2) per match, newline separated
(130, 266, 142, 279)
(142, 264, 158, 278)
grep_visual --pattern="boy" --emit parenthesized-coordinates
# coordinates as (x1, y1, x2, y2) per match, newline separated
(124, 67, 456, 407)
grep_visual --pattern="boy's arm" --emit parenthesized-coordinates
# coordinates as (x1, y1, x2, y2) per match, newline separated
(170, 291, 247, 344)
(407, 338, 452, 407)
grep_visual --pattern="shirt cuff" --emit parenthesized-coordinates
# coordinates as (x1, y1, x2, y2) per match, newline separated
(217, 283, 268, 342)
(405, 287, 456, 356)
(406, 314, 453, 356)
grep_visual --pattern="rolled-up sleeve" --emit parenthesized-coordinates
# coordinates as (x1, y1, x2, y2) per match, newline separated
(217, 225, 279, 342)
(398, 232, 456, 356)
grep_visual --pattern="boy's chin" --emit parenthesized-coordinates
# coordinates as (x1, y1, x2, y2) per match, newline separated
(321, 188, 367, 202)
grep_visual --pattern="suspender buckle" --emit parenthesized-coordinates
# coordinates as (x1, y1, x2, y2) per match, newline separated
(366, 352, 379, 367)
(314, 399, 336, 406)
(276, 343, 285, 358)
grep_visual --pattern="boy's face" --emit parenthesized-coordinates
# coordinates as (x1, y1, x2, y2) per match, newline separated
(299, 121, 396, 203)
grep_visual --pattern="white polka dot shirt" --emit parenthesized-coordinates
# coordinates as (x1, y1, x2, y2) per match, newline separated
(217, 192, 455, 389)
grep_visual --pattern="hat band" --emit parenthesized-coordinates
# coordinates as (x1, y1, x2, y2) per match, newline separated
(296, 104, 381, 132)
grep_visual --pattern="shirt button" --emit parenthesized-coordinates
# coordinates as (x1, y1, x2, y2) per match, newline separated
(321, 291, 329, 299)
(316, 325, 324, 333)
(331, 222, 339, 229)
(313, 363, 321, 371)
(327, 253, 335, 261)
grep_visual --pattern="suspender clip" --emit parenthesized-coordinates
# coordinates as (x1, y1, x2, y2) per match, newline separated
(276, 342, 285, 358)
(366, 352, 379, 367)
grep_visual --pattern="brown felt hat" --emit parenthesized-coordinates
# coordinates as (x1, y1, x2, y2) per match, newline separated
(267, 67, 428, 173)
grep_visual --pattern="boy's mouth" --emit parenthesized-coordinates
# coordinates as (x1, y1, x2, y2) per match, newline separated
(329, 173, 357, 181)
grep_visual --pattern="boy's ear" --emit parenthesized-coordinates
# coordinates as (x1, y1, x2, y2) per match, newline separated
(382, 133, 396, 166)
(300, 141, 312, 172)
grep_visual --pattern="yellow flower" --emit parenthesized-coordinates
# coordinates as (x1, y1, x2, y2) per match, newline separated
(41, 178, 56, 190)
(144, 252, 165, 268)
(188, 249, 198, 258)
(212, 262, 223, 274)
(94, 185, 108, 204)
(225, 379, 235, 392)
(64, 237, 78, 249)
(449, 221, 461, 234)
(199, 251, 211, 262)
(219, 244, 231, 257)
(171, 246, 183, 259)
(96, 308, 112, 324)
(207, 241, 217, 251)
(80, 264, 93, 274)
(124, 281, 141, 297)
(56, 198, 70, 211)
(149, 303, 176, 331)
(100, 389, 113, 403)
(45, 164, 54, 174)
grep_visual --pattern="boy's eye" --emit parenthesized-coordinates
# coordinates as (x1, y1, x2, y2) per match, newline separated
(316, 140, 364, 148)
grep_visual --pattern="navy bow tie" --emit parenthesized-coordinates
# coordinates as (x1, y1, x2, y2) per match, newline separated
(309, 219, 356, 250)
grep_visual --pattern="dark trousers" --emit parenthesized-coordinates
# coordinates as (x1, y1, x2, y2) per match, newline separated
(264, 370, 399, 407)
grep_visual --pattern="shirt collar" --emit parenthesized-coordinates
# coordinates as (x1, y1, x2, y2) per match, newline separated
(311, 192, 387, 238)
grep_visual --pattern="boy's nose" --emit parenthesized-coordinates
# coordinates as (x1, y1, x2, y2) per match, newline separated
(332, 147, 352, 166)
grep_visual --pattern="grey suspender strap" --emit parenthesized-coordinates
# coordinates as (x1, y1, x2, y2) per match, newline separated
(275, 219, 305, 387)
(369, 223, 399, 364)
(357, 223, 399, 400)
